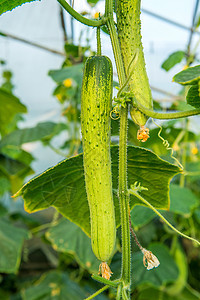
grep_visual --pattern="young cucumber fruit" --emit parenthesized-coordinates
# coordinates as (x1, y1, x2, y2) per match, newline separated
(81, 56, 116, 264)
(117, 0, 153, 127)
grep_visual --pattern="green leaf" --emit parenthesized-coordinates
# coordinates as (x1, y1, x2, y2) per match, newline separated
(46, 218, 99, 272)
(162, 51, 185, 71)
(169, 184, 199, 216)
(0, 122, 67, 148)
(48, 64, 84, 84)
(22, 271, 87, 300)
(186, 85, 200, 108)
(1, 146, 34, 165)
(0, 154, 34, 193)
(138, 286, 200, 300)
(15, 146, 181, 236)
(131, 206, 155, 229)
(0, 219, 30, 273)
(132, 243, 179, 288)
(173, 65, 200, 85)
(0, 88, 27, 135)
(0, 0, 38, 15)
(0, 176, 11, 195)
(87, 0, 99, 6)
(0, 204, 7, 217)
(167, 245, 188, 296)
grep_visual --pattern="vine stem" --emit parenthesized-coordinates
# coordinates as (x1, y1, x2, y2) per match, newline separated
(105, 0, 131, 295)
(84, 285, 109, 300)
(128, 189, 200, 246)
(57, 0, 106, 27)
(132, 99, 200, 119)
(96, 27, 101, 55)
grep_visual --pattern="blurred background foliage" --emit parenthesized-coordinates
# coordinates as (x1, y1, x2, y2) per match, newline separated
(0, 0, 200, 299)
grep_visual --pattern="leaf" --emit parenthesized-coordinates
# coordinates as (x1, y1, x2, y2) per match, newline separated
(186, 85, 200, 108)
(169, 184, 199, 216)
(1, 146, 34, 165)
(87, 0, 100, 7)
(138, 286, 200, 300)
(132, 243, 179, 288)
(0, 122, 67, 148)
(0, 176, 11, 195)
(166, 245, 187, 296)
(162, 51, 185, 71)
(21, 271, 87, 300)
(46, 218, 99, 273)
(173, 65, 200, 85)
(0, 219, 30, 273)
(0, 0, 38, 15)
(131, 206, 155, 229)
(0, 88, 27, 135)
(15, 146, 181, 236)
(48, 64, 84, 85)
(0, 154, 34, 193)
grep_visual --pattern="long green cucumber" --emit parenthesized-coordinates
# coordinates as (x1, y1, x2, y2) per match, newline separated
(81, 56, 116, 264)
(117, 0, 153, 127)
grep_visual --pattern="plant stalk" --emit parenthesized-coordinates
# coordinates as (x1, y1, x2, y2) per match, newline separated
(57, 0, 106, 27)
(105, 0, 131, 295)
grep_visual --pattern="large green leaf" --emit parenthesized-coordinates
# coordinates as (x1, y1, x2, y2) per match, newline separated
(162, 51, 185, 71)
(0, 89, 27, 135)
(169, 184, 199, 216)
(0, 0, 38, 15)
(21, 271, 87, 300)
(15, 146, 181, 236)
(0, 219, 30, 273)
(46, 218, 99, 273)
(186, 85, 200, 108)
(0, 122, 67, 148)
(48, 64, 84, 84)
(173, 65, 200, 85)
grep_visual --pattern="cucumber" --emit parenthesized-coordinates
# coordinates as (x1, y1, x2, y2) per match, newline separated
(117, 0, 153, 127)
(81, 56, 116, 265)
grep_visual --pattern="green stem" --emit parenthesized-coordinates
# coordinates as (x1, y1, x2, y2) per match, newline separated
(92, 274, 120, 287)
(132, 100, 200, 119)
(128, 189, 200, 246)
(84, 285, 109, 300)
(180, 120, 188, 187)
(105, 0, 131, 291)
(57, 0, 106, 27)
(96, 27, 101, 55)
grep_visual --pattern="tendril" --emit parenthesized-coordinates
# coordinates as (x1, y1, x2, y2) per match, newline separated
(152, 119, 183, 169)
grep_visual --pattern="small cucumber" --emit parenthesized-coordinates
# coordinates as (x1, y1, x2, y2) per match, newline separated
(81, 56, 116, 265)
(117, 0, 153, 127)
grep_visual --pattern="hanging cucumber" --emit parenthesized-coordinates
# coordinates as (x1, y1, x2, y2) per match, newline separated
(117, 0, 153, 140)
(81, 55, 116, 279)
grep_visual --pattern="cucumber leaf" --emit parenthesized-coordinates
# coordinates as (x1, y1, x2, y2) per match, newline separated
(162, 51, 185, 71)
(173, 65, 200, 85)
(0, 0, 38, 16)
(14, 146, 181, 236)
(186, 85, 200, 108)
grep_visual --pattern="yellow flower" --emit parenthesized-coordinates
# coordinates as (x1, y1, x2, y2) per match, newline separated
(94, 12, 100, 19)
(56, 94, 63, 101)
(63, 78, 73, 88)
(191, 146, 198, 155)
(142, 248, 160, 270)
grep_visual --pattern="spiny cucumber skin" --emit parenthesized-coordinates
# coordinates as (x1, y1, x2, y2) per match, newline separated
(117, 0, 153, 126)
(81, 56, 116, 262)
